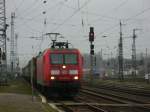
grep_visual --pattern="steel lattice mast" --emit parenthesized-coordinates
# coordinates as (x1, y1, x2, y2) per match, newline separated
(118, 21, 124, 80)
(10, 12, 15, 72)
(0, 0, 7, 72)
(132, 28, 140, 77)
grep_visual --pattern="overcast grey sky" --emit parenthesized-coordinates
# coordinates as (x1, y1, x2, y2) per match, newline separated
(6, 0, 150, 67)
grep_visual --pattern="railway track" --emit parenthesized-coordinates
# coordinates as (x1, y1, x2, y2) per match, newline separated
(78, 86, 150, 112)
(48, 98, 150, 112)
(82, 86, 150, 103)
(48, 99, 109, 112)
(59, 103, 108, 112)
(40, 83, 150, 112)
(36, 82, 109, 112)
(83, 81, 150, 97)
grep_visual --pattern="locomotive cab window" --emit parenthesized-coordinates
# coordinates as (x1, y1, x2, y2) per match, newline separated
(64, 54, 77, 64)
(50, 53, 77, 64)
(50, 54, 63, 64)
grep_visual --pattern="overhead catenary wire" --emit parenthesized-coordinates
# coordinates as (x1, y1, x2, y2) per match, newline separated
(35, 0, 48, 52)
(11, 0, 18, 12)
(89, 0, 129, 24)
(15, 23, 41, 36)
(78, 0, 85, 33)
(125, 7, 150, 22)
(113, 0, 129, 11)
(10, 0, 150, 61)
(14, 0, 25, 13)
(37, 1, 67, 51)
(28, 0, 90, 47)
(45, 0, 92, 46)
(56, 0, 128, 38)
(16, 17, 78, 27)
(16, 0, 65, 21)
(23, 22, 43, 33)
(95, 6, 150, 39)
(50, 0, 92, 32)
(15, 1, 66, 30)
(15, 0, 41, 18)
(47, 1, 65, 26)
(60, 1, 120, 21)
(13, 0, 150, 37)
(95, 23, 119, 38)
(14, 0, 126, 38)
(15, 0, 149, 40)
(13, 1, 73, 56)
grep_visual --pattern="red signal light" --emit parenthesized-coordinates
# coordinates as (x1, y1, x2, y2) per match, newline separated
(89, 27, 94, 42)
(89, 32, 94, 41)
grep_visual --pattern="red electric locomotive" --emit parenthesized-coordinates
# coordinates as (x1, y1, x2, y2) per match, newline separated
(23, 41, 83, 97)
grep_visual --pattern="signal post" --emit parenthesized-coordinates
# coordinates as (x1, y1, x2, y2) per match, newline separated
(89, 27, 95, 83)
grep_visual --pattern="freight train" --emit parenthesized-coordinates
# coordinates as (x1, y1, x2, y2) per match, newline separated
(22, 41, 83, 97)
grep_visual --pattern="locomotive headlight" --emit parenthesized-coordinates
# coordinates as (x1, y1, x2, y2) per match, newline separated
(69, 70, 78, 75)
(62, 65, 66, 69)
(51, 70, 60, 75)
(74, 76, 79, 80)
(51, 76, 55, 80)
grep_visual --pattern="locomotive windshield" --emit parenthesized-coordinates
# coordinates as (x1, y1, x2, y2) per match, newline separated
(50, 54, 63, 64)
(50, 54, 77, 64)
(64, 54, 77, 64)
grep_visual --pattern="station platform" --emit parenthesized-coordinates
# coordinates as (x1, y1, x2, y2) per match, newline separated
(0, 78, 54, 112)
(0, 93, 46, 112)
